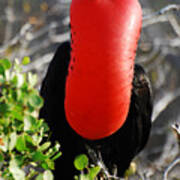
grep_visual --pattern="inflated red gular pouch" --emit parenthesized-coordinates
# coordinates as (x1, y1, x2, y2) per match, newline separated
(65, 0, 142, 140)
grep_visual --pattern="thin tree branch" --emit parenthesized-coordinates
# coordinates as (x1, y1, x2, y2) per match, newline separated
(163, 157, 180, 180)
(0, 23, 33, 55)
(143, 4, 180, 21)
(152, 88, 180, 122)
(143, 4, 180, 28)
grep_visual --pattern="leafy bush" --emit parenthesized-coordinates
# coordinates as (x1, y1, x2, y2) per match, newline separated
(0, 58, 61, 180)
(74, 154, 101, 180)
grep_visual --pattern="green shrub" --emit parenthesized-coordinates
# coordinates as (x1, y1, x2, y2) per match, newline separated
(0, 58, 61, 180)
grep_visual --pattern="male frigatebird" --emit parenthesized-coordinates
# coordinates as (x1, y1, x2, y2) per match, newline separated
(40, 0, 153, 178)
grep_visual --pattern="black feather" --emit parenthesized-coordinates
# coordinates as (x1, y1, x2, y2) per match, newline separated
(39, 41, 152, 179)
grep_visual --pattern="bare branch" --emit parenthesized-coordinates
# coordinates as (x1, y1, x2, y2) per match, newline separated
(3, 1, 16, 44)
(143, 4, 180, 21)
(167, 13, 180, 37)
(154, 38, 180, 48)
(25, 22, 59, 42)
(50, 31, 70, 43)
(163, 157, 180, 180)
(152, 88, 180, 122)
(143, 4, 180, 28)
(0, 23, 33, 54)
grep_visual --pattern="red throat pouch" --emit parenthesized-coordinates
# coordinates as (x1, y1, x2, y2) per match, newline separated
(65, 0, 142, 140)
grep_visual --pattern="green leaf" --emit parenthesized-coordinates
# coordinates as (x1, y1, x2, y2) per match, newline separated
(22, 56, 30, 65)
(10, 89, 17, 101)
(32, 134, 42, 146)
(0, 65, 5, 75)
(14, 155, 26, 167)
(0, 75, 5, 84)
(44, 159, 55, 170)
(9, 132, 17, 151)
(0, 151, 4, 162)
(32, 151, 47, 161)
(0, 59, 11, 70)
(43, 170, 53, 180)
(47, 143, 60, 159)
(51, 151, 62, 161)
(79, 174, 89, 180)
(11, 110, 23, 121)
(28, 94, 43, 108)
(35, 173, 43, 180)
(24, 115, 36, 131)
(74, 154, 89, 171)
(0, 103, 10, 114)
(39, 142, 51, 152)
(9, 159, 25, 180)
(41, 121, 49, 132)
(13, 119, 23, 132)
(24, 134, 36, 151)
(16, 134, 26, 152)
(74, 175, 79, 180)
(11, 74, 18, 86)
(89, 166, 101, 180)
(41, 162, 49, 170)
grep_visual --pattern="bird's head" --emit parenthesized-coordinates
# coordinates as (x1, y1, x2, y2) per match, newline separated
(65, 0, 142, 140)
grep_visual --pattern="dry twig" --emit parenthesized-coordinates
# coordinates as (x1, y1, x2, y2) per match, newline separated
(152, 88, 180, 122)
(163, 157, 180, 180)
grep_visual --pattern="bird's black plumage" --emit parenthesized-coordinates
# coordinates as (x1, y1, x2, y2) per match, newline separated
(39, 41, 152, 179)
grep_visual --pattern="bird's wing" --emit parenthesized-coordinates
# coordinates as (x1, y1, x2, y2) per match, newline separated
(130, 64, 153, 155)
(39, 41, 71, 141)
